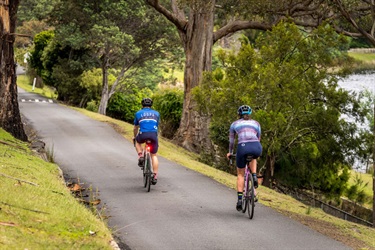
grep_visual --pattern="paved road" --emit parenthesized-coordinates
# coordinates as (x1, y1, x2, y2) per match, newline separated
(18, 88, 351, 250)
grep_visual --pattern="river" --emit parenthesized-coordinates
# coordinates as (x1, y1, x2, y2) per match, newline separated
(338, 72, 374, 172)
(338, 72, 375, 95)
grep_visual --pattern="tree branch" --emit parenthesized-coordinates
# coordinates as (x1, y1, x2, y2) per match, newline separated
(146, 0, 187, 32)
(214, 20, 273, 43)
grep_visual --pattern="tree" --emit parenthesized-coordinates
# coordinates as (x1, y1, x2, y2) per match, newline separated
(0, 0, 27, 141)
(328, 0, 375, 47)
(49, 0, 178, 115)
(194, 22, 364, 193)
(145, 0, 345, 153)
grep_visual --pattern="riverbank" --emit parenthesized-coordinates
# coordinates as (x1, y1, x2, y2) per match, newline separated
(348, 50, 375, 73)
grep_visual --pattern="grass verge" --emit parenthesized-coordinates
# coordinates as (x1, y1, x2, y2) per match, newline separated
(17, 75, 57, 99)
(73, 108, 375, 250)
(0, 129, 115, 249)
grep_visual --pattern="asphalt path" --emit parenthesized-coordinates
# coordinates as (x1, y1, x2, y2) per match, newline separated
(18, 88, 351, 250)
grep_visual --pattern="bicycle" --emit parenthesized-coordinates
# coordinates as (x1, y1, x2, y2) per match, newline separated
(134, 139, 154, 192)
(230, 153, 256, 219)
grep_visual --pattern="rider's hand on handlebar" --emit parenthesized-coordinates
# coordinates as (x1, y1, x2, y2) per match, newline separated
(226, 153, 232, 160)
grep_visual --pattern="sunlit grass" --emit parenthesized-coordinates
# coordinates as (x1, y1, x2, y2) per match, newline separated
(0, 129, 114, 249)
(348, 52, 375, 62)
(17, 75, 57, 99)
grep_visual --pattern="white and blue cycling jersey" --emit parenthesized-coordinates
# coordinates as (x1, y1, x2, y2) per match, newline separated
(134, 107, 160, 133)
(229, 118, 261, 153)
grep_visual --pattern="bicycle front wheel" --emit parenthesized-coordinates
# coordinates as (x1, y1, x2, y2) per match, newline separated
(247, 174, 255, 219)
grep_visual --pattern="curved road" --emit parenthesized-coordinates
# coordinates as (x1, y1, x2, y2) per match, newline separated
(18, 88, 351, 250)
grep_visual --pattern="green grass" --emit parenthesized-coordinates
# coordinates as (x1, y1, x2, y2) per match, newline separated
(348, 170, 374, 208)
(348, 52, 375, 62)
(0, 129, 115, 249)
(17, 75, 57, 99)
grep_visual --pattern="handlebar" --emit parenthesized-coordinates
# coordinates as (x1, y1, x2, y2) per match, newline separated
(229, 153, 236, 165)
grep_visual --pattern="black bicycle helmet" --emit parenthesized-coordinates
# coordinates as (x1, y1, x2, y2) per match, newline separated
(141, 98, 153, 107)
(237, 105, 252, 116)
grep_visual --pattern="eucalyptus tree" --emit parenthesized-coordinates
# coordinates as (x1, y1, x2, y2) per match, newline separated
(146, 0, 375, 155)
(194, 21, 365, 192)
(0, 0, 27, 141)
(50, 0, 178, 115)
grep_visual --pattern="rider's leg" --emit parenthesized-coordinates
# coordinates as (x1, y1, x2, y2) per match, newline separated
(250, 159, 257, 174)
(236, 167, 245, 210)
(151, 153, 159, 177)
(135, 142, 143, 155)
(237, 167, 245, 192)
(250, 159, 258, 194)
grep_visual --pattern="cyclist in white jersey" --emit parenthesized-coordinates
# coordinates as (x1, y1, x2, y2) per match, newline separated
(226, 105, 262, 211)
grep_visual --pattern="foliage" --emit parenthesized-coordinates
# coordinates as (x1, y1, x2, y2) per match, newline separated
(106, 90, 148, 123)
(28, 30, 54, 78)
(345, 173, 371, 205)
(17, 0, 59, 23)
(49, 0, 181, 114)
(194, 21, 366, 195)
(152, 88, 184, 139)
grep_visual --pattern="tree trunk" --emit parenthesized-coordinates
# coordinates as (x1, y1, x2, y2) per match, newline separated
(263, 154, 276, 188)
(373, 101, 375, 227)
(98, 56, 109, 115)
(173, 2, 215, 152)
(0, 0, 27, 141)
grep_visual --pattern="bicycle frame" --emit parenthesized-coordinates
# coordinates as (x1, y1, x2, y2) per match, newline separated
(243, 155, 255, 219)
(230, 154, 255, 219)
(142, 140, 153, 192)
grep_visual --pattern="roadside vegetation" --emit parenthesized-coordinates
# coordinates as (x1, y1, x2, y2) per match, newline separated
(13, 77, 375, 249)
(0, 129, 115, 249)
(348, 51, 375, 73)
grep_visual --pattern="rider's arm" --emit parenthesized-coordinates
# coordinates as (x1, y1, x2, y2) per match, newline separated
(228, 124, 236, 154)
(133, 125, 139, 138)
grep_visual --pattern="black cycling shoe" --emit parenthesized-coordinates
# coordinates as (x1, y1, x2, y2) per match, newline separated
(236, 200, 242, 211)
(252, 174, 258, 188)
(151, 177, 157, 185)
(254, 196, 258, 202)
(138, 157, 144, 167)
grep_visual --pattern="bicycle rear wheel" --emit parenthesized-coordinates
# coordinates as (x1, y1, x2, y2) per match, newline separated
(242, 173, 249, 213)
(143, 153, 148, 188)
(145, 154, 152, 192)
(247, 174, 255, 219)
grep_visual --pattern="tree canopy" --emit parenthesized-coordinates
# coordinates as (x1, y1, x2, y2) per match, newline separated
(194, 21, 367, 195)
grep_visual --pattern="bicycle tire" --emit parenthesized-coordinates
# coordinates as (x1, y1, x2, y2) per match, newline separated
(143, 153, 148, 188)
(247, 173, 255, 219)
(242, 173, 248, 213)
(145, 153, 152, 192)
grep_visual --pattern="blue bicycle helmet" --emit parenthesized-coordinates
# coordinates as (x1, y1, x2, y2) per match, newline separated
(237, 105, 252, 116)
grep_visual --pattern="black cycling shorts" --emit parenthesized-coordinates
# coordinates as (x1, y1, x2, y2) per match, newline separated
(236, 141, 262, 168)
(136, 132, 158, 154)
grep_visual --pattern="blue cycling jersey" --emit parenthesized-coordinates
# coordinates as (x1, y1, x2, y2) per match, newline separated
(134, 107, 160, 133)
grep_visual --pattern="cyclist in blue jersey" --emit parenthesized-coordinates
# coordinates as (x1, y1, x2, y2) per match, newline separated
(226, 105, 262, 211)
(133, 98, 160, 185)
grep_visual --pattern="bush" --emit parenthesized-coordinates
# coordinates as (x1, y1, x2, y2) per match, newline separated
(107, 92, 141, 123)
(152, 88, 183, 139)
